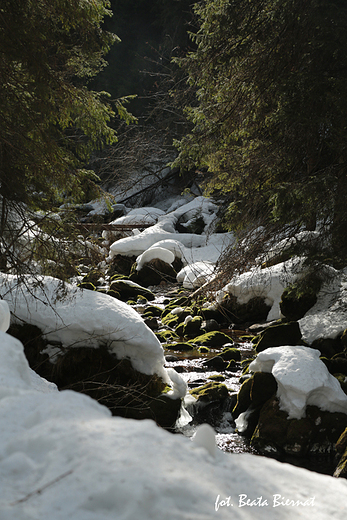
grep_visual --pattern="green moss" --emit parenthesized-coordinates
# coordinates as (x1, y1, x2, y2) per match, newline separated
(208, 374, 226, 382)
(189, 331, 232, 347)
(155, 330, 179, 343)
(142, 305, 163, 317)
(190, 381, 229, 402)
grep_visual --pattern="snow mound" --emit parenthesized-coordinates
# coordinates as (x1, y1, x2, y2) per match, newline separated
(249, 345, 347, 419)
(0, 274, 168, 380)
(0, 334, 346, 519)
(299, 267, 347, 344)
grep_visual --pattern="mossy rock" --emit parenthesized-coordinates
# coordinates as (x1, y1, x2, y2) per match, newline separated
(255, 321, 302, 352)
(109, 254, 135, 277)
(82, 269, 104, 286)
(198, 346, 210, 354)
(165, 342, 194, 352)
(107, 289, 121, 300)
(182, 316, 203, 338)
(280, 287, 317, 321)
(251, 397, 347, 457)
(322, 357, 347, 376)
(137, 295, 148, 303)
(155, 330, 179, 343)
(220, 347, 241, 362)
(162, 309, 191, 328)
(311, 338, 342, 358)
(142, 305, 163, 318)
(232, 372, 277, 419)
(208, 374, 226, 382)
(175, 322, 185, 337)
(334, 449, 347, 478)
(109, 279, 155, 302)
(232, 377, 253, 419)
(280, 275, 321, 321)
(77, 281, 96, 291)
(334, 374, 347, 395)
(161, 297, 191, 317)
(190, 381, 229, 403)
(189, 331, 232, 347)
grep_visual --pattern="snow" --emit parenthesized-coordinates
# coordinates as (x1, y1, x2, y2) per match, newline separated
(299, 267, 347, 344)
(216, 258, 306, 322)
(110, 206, 165, 226)
(107, 196, 234, 288)
(0, 274, 169, 381)
(0, 300, 10, 332)
(0, 333, 346, 519)
(248, 346, 347, 419)
(136, 247, 175, 271)
(177, 261, 215, 289)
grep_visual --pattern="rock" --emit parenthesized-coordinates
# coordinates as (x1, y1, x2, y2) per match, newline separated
(322, 357, 347, 376)
(202, 356, 228, 371)
(255, 321, 302, 352)
(144, 317, 159, 330)
(190, 331, 232, 347)
(280, 284, 318, 321)
(201, 319, 220, 332)
(109, 254, 136, 277)
(77, 281, 96, 291)
(130, 258, 177, 287)
(109, 279, 155, 302)
(251, 397, 347, 458)
(220, 346, 241, 362)
(165, 342, 195, 352)
(155, 330, 179, 343)
(216, 294, 272, 325)
(190, 381, 229, 403)
(142, 305, 163, 318)
(198, 346, 210, 354)
(232, 372, 277, 421)
(182, 316, 203, 338)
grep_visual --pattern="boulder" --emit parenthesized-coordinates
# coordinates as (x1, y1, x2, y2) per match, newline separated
(255, 321, 303, 352)
(216, 294, 272, 325)
(108, 279, 155, 302)
(251, 397, 347, 458)
(130, 258, 177, 287)
(190, 331, 232, 347)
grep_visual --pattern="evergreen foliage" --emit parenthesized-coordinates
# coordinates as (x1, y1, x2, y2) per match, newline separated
(174, 0, 347, 265)
(0, 0, 134, 213)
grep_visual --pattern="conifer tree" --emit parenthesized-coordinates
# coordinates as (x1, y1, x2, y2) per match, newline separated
(175, 0, 347, 265)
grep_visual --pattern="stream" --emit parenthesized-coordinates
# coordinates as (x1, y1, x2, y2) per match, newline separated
(144, 284, 338, 476)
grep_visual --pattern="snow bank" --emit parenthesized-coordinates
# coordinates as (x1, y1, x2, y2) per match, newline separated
(249, 346, 347, 419)
(299, 267, 347, 344)
(1, 334, 346, 519)
(217, 258, 306, 321)
(0, 274, 168, 380)
(177, 261, 215, 289)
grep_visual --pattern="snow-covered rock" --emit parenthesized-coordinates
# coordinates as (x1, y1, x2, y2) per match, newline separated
(249, 345, 347, 419)
(0, 333, 347, 520)
(136, 247, 175, 271)
(217, 258, 306, 322)
(0, 274, 168, 381)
